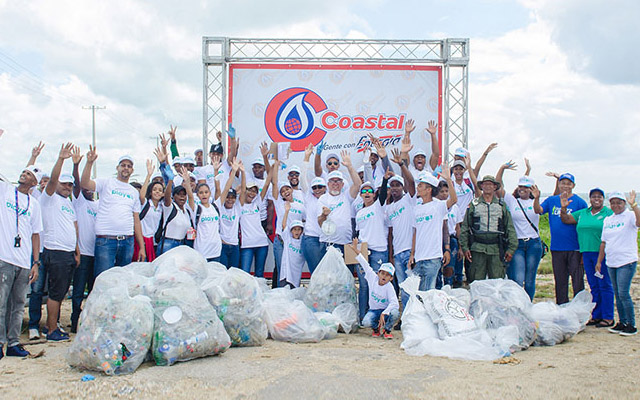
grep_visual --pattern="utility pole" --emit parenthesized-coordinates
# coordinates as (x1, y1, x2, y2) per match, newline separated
(83, 105, 106, 178)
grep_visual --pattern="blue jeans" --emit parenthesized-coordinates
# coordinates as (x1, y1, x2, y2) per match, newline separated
(71, 255, 95, 324)
(507, 238, 543, 300)
(362, 308, 400, 333)
(94, 236, 134, 277)
(302, 235, 324, 275)
(582, 252, 614, 320)
(413, 258, 441, 291)
(240, 246, 268, 278)
(273, 235, 284, 286)
(157, 238, 184, 256)
(207, 257, 221, 263)
(444, 237, 463, 285)
(219, 243, 240, 268)
(393, 250, 411, 308)
(28, 256, 47, 330)
(609, 262, 637, 327)
(356, 249, 388, 322)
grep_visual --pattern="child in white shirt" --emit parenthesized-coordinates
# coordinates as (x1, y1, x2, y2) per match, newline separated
(348, 239, 400, 339)
(279, 206, 305, 288)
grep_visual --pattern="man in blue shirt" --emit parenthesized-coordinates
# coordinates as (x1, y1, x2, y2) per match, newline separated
(534, 173, 587, 304)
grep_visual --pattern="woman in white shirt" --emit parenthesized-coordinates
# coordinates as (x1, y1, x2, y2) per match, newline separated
(239, 159, 273, 278)
(300, 144, 327, 274)
(214, 166, 242, 268)
(157, 168, 193, 255)
(597, 191, 640, 336)
(137, 160, 164, 261)
(496, 159, 543, 300)
(189, 182, 222, 262)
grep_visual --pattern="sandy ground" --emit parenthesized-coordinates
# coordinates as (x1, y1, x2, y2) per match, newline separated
(2, 275, 640, 400)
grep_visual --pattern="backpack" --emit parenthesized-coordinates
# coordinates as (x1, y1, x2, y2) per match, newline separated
(139, 200, 151, 220)
(155, 203, 194, 247)
(194, 202, 220, 229)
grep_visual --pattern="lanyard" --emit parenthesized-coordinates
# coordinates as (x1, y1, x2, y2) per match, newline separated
(15, 188, 30, 236)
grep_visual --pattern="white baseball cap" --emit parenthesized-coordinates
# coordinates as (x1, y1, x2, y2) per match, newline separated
(325, 153, 340, 163)
(182, 156, 195, 165)
(310, 177, 326, 187)
(359, 181, 374, 191)
(518, 176, 535, 187)
(172, 157, 182, 166)
(289, 220, 305, 230)
(23, 165, 43, 184)
(454, 147, 468, 158)
(379, 263, 395, 276)
(288, 165, 301, 175)
(388, 175, 404, 186)
(413, 149, 427, 158)
(194, 148, 203, 155)
(357, 165, 364, 173)
(118, 155, 134, 165)
(252, 157, 265, 166)
(278, 181, 292, 191)
(417, 172, 439, 187)
(608, 191, 626, 202)
(327, 171, 345, 181)
(58, 173, 75, 184)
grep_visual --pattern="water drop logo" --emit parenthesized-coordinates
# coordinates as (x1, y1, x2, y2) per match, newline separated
(264, 87, 328, 151)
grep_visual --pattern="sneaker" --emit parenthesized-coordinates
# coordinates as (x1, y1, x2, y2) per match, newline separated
(608, 322, 625, 333)
(29, 328, 40, 340)
(620, 325, 638, 336)
(383, 331, 393, 339)
(371, 330, 380, 338)
(6, 344, 30, 357)
(57, 323, 68, 334)
(46, 329, 70, 342)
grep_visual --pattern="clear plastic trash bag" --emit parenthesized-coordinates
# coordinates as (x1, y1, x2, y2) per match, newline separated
(304, 246, 357, 313)
(263, 295, 325, 343)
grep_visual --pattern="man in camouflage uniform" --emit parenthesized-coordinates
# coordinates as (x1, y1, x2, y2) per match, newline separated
(460, 175, 517, 281)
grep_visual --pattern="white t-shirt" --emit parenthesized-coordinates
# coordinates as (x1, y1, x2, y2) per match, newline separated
(274, 197, 305, 237)
(73, 194, 98, 256)
(140, 199, 163, 238)
(355, 201, 388, 252)
(94, 178, 141, 236)
(409, 164, 434, 182)
(504, 194, 539, 239)
(40, 191, 77, 252)
(446, 203, 461, 236)
(303, 191, 322, 237)
(240, 197, 269, 248)
(351, 195, 364, 218)
(193, 203, 222, 259)
(216, 198, 241, 246)
(279, 227, 305, 287)
(162, 203, 192, 240)
(413, 198, 448, 262)
(254, 176, 270, 221)
(0, 182, 43, 269)
(453, 179, 475, 216)
(196, 161, 232, 195)
(317, 191, 355, 245)
(601, 210, 639, 268)
(386, 193, 416, 256)
(356, 253, 399, 314)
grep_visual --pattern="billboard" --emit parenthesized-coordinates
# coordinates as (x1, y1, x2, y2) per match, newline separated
(228, 64, 442, 169)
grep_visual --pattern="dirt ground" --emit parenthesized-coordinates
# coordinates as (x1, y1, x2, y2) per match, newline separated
(2, 274, 640, 400)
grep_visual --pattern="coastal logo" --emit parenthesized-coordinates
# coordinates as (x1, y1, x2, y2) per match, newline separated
(264, 87, 406, 151)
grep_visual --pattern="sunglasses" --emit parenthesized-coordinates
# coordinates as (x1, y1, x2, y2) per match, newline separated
(327, 161, 339, 166)
(361, 188, 374, 194)
(311, 185, 325, 190)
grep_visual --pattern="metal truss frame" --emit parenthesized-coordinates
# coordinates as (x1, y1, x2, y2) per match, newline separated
(203, 37, 469, 162)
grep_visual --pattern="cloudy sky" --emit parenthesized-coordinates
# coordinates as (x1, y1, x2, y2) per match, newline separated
(0, 0, 638, 194)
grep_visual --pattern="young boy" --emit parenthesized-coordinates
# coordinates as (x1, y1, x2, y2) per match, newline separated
(279, 204, 305, 288)
(348, 239, 400, 339)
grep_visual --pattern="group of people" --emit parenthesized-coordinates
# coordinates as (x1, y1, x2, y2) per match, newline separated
(0, 120, 638, 359)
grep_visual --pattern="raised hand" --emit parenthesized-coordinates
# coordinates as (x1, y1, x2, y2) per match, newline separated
(230, 157, 240, 172)
(159, 133, 169, 149)
(524, 157, 531, 172)
(464, 155, 472, 170)
(531, 184, 541, 199)
(404, 119, 416, 136)
(390, 148, 403, 165)
(146, 159, 154, 176)
(179, 165, 190, 181)
(86, 145, 98, 163)
(560, 191, 572, 208)
(627, 190, 636, 205)
(216, 130, 222, 142)
(347, 238, 360, 255)
(340, 150, 352, 167)
(545, 171, 560, 179)
(153, 146, 167, 164)
(426, 120, 437, 135)
(71, 145, 83, 164)
(384, 167, 394, 180)
(59, 142, 74, 159)
(503, 160, 518, 171)
(400, 134, 413, 154)
(440, 162, 451, 180)
(237, 160, 245, 172)
(32, 141, 45, 158)
(304, 142, 314, 161)
(485, 143, 498, 154)
(168, 125, 177, 141)
(259, 141, 270, 157)
(316, 140, 325, 155)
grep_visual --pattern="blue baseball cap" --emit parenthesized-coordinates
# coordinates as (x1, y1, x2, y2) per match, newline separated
(558, 173, 575, 183)
(589, 187, 604, 197)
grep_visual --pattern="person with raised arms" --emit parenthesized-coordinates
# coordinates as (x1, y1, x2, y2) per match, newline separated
(0, 160, 42, 358)
(433, 166, 460, 288)
(239, 158, 273, 278)
(386, 144, 416, 308)
(255, 142, 275, 236)
(560, 187, 614, 327)
(402, 119, 440, 180)
(189, 178, 222, 263)
(533, 172, 588, 304)
(136, 158, 163, 262)
(597, 191, 640, 336)
(214, 163, 243, 269)
(68, 146, 99, 334)
(25, 141, 46, 200)
(196, 133, 238, 196)
(300, 143, 327, 275)
(36, 143, 80, 342)
(317, 150, 362, 256)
